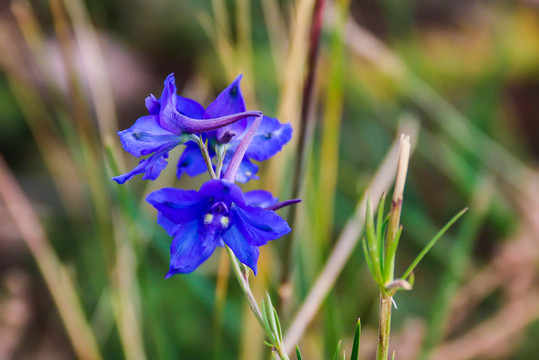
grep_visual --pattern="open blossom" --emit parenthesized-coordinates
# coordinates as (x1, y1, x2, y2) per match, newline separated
(177, 75, 293, 183)
(112, 74, 261, 184)
(147, 180, 297, 277)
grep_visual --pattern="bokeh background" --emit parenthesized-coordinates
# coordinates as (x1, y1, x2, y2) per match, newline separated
(0, 0, 538, 359)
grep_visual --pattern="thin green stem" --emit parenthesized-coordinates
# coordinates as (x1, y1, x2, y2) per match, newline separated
(225, 245, 264, 325)
(200, 136, 288, 359)
(225, 246, 290, 360)
(193, 135, 217, 179)
(383, 135, 410, 283)
(376, 294, 392, 360)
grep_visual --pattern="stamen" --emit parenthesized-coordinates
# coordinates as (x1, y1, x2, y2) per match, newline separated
(220, 216, 230, 228)
(204, 214, 214, 224)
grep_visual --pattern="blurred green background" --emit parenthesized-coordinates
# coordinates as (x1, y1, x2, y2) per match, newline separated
(0, 0, 538, 359)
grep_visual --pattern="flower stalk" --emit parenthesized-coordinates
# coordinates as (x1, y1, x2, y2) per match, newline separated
(197, 119, 290, 360)
(376, 135, 410, 360)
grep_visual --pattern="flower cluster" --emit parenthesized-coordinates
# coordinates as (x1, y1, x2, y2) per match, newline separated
(113, 74, 298, 276)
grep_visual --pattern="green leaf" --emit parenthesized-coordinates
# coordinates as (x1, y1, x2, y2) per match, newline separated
(296, 345, 303, 360)
(402, 208, 468, 280)
(376, 193, 387, 274)
(333, 341, 342, 360)
(264, 292, 280, 344)
(408, 272, 415, 288)
(365, 199, 383, 284)
(350, 319, 361, 360)
(261, 295, 276, 344)
(273, 307, 283, 343)
(362, 238, 379, 286)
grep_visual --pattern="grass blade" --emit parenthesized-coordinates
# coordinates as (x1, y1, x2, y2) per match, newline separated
(402, 208, 468, 280)
(350, 319, 361, 360)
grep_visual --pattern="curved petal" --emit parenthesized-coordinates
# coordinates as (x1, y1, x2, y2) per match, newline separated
(199, 179, 246, 207)
(231, 204, 291, 247)
(166, 219, 217, 277)
(158, 74, 183, 134)
(244, 190, 278, 208)
(118, 115, 183, 157)
(145, 94, 160, 115)
(204, 75, 248, 143)
(222, 224, 260, 275)
(232, 158, 259, 183)
(220, 149, 259, 183)
(176, 142, 207, 179)
(146, 187, 210, 223)
(176, 95, 205, 119)
(245, 116, 293, 161)
(112, 149, 171, 184)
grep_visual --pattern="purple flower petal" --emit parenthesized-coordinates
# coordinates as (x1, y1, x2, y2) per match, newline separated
(221, 154, 259, 183)
(231, 204, 291, 247)
(166, 219, 217, 277)
(145, 94, 160, 115)
(146, 187, 210, 223)
(176, 142, 207, 179)
(222, 224, 260, 275)
(176, 95, 205, 119)
(199, 179, 246, 207)
(244, 190, 278, 207)
(118, 115, 183, 157)
(204, 75, 249, 144)
(245, 116, 293, 161)
(112, 149, 172, 184)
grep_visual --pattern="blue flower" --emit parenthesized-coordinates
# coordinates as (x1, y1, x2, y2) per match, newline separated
(146, 179, 296, 277)
(177, 75, 293, 183)
(113, 74, 261, 184)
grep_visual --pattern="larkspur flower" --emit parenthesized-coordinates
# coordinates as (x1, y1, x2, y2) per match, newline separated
(147, 179, 299, 277)
(177, 75, 293, 183)
(112, 74, 261, 184)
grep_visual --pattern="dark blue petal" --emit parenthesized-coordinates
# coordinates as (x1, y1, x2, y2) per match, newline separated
(176, 95, 205, 119)
(244, 190, 278, 208)
(146, 187, 210, 223)
(231, 204, 291, 247)
(204, 75, 248, 143)
(176, 142, 207, 179)
(166, 219, 217, 277)
(245, 116, 293, 161)
(156, 212, 180, 237)
(158, 74, 183, 134)
(199, 179, 246, 207)
(231, 158, 259, 183)
(221, 149, 259, 183)
(222, 224, 260, 275)
(145, 94, 160, 115)
(112, 150, 171, 184)
(117, 115, 183, 157)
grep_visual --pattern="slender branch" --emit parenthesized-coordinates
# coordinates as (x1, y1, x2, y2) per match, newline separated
(283, 128, 419, 353)
(225, 245, 264, 326)
(192, 135, 217, 179)
(376, 135, 411, 360)
(377, 294, 392, 360)
(383, 135, 411, 282)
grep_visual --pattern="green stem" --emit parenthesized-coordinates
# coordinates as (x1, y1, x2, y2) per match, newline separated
(225, 245, 290, 360)
(376, 294, 392, 360)
(193, 135, 217, 179)
(201, 140, 288, 359)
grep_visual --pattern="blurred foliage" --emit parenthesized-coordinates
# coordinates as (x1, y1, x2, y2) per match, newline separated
(0, 0, 538, 359)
